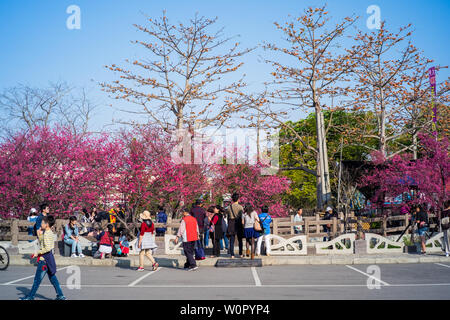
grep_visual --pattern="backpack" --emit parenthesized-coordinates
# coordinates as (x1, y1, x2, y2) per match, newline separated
(259, 215, 269, 234)
(221, 216, 228, 233)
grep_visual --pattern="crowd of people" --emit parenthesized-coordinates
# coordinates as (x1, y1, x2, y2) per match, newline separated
(19, 196, 450, 300)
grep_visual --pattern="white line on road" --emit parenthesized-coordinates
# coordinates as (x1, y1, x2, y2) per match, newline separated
(128, 267, 162, 287)
(2, 283, 450, 288)
(346, 265, 390, 286)
(251, 267, 261, 286)
(435, 263, 450, 269)
(2, 266, 70, 285)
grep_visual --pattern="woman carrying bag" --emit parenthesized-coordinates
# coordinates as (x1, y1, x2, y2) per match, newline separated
(242, 205, 261, 260)
(137, 211, 159, 272)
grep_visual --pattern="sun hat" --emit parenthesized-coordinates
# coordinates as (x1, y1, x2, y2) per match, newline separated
(326, 207, 332, 212)
(140, 210, 151, 220)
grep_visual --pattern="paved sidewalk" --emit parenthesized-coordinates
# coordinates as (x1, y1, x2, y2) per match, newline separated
(9, 253, 450, 268)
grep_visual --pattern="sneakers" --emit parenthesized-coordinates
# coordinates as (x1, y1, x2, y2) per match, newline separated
(137, 267, 145, 272)
(446, 253, 449, 257)
(78, 253, 85, 258)
(187, 266, 198, 271)
(20, 295, 66, 301)
(152, 263, 159, 271)
(70, 254, 78, 258)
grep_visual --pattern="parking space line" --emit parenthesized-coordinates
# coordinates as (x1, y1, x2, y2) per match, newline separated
(346, 265, 390, 286)
(251, 267, 261, 286)
(128, 267, 162, 287)
(1, 266, 70, 285)
(2, 283, 450, 288)
(435, 263, 450, 269)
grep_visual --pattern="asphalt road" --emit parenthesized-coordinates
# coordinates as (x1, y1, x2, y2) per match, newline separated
(1, 262, 449, 300)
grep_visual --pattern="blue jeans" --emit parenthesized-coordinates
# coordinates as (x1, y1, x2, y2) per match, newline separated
(65, 238, 82, 255)
(204, 231, 209, 247)
(417, 227, 428, 237)
(220, 235, 229, 250)
(27, 260, 64, 299)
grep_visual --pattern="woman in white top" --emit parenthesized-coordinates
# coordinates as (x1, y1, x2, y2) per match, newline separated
(242, 205, 260, 259)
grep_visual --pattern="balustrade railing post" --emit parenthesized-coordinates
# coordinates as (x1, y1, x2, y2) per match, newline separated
(11, 219, 19, 246)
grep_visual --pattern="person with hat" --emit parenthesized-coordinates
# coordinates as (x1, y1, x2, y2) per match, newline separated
(175, 207, 200, 271)
(137, 210, 159, 271)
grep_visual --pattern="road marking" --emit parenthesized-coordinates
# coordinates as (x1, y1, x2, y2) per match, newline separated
(2, 283, 450, 288)
(2, 266, 70, 285)
(128, 267, 162, 287)
(251, 267, 261, 286)
(435, 263, 450, 269)
(346, 265, 390, 286)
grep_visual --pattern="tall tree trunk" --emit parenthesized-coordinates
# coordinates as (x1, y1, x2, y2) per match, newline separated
(412, 130, 418, 160)
(320, 111, 331, 205)
(314, 98, 330, 210)
(379, 86, 386, 156)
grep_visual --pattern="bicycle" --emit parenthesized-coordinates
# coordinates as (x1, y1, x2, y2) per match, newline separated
(0, 245, 9, 270)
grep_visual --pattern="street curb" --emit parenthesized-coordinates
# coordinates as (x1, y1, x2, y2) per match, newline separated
(9, 254, 450, 268)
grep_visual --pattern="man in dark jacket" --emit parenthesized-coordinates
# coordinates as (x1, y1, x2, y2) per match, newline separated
(190, 199, 206, 260)
(156, 205, 168, 236)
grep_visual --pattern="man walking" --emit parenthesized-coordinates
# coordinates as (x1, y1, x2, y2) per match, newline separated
(226, 193, 244, 258)
(20, 214, 66, 300)
(175, 207, 199, 271)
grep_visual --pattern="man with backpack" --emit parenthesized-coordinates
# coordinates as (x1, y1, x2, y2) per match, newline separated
(256, 205, 272, 256)
(226, 193, 244, 258)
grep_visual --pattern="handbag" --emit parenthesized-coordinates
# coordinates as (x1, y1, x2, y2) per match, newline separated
(254, 214, 262, 232)
(442, 217, 450, 228)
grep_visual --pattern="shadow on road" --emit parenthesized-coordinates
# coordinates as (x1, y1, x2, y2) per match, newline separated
(16, 286, 52, 300)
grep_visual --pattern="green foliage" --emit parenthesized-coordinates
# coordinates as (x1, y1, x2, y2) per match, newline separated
(279, 110, 378, 208)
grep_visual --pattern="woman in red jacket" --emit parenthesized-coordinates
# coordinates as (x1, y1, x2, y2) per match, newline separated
(137, 211, 159, 272)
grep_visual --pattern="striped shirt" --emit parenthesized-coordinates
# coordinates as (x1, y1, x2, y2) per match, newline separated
(38, 229, 54, 255)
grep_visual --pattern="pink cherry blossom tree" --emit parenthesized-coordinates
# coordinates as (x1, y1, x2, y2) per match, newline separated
(0, 126, 120, 218)
(362, 133, 449, 214)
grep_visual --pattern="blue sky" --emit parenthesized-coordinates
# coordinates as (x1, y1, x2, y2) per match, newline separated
(0, 0, 448, 131)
